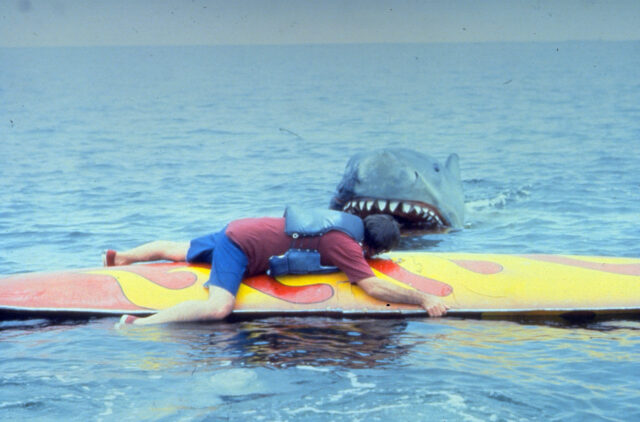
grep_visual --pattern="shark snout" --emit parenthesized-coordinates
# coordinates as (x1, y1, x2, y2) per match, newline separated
(357, 152, 417, 192)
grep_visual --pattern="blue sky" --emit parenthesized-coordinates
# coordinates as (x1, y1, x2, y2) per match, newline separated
(2, 0, 639, 47)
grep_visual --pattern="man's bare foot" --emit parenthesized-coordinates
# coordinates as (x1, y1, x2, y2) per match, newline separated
(103, 250, 117, 267)
(114, 314, 139, 328)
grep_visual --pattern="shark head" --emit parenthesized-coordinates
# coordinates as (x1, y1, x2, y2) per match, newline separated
(329, 148, 464, 233)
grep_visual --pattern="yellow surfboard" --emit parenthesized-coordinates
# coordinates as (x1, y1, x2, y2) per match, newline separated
(1, 252, 639, 318)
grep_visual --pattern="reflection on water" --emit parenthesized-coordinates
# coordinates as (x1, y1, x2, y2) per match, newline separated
(111, 314, 640, 378)
(1, 315, 639, 420)
(226, 318, 412, 368)
(122, 317, 413, 370)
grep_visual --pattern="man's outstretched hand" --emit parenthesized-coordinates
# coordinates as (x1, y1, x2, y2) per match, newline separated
(421, 297, 449, 317)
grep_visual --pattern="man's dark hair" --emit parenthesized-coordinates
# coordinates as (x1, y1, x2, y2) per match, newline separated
(363, 214, 401, 252)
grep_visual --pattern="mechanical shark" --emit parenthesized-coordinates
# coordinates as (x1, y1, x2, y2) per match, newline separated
(329, 148, 464, 233)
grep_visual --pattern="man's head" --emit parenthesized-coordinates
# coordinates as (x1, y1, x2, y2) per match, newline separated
(362, 214, 400, 257)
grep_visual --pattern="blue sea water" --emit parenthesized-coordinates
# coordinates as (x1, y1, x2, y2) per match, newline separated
(1, 42, 639, 421)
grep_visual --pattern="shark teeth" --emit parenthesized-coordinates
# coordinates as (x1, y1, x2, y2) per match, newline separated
(342, 198, 444, 226)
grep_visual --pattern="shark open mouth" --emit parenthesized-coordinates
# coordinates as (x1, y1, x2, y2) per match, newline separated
(340, 197, 448, 231)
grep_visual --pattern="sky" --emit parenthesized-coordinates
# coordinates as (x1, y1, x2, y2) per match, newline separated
(1, 0, 640, 47)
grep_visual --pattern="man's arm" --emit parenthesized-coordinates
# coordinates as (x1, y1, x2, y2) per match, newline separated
(356, 276, 449, 317)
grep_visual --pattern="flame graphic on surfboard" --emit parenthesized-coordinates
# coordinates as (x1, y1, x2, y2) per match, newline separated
(0, 252, 639, 316)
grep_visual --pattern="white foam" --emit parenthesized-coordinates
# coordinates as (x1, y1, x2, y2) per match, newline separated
(296, 365, 331, 372)
(327, 372, 376, 402)
(286, 402, 408, 416)
(346, 371, 375, 389)
(208, 368, 262, 396)
(438, 391, 487, 422)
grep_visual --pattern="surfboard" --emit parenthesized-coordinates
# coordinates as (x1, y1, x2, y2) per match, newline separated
(1, 252, 639, 319)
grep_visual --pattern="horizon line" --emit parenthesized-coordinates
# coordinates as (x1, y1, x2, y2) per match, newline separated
(2, 38, 639, 49)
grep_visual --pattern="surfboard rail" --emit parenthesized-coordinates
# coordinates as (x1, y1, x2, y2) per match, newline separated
(1, 252, 639, 319)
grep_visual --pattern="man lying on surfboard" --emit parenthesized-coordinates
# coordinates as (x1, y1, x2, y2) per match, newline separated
(105, 206, 448, 327)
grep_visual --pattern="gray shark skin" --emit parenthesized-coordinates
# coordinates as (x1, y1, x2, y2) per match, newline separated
(329, 148, 464, 233)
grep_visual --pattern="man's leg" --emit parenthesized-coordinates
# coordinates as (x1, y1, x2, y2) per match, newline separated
(115, 230, 243, 327)
(109, 241, 190, 266)
(131, 286, 235, 325)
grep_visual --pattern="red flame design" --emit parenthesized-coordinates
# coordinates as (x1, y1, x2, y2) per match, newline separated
(369, 259, 453, 297)
(243, 275, 335, 304)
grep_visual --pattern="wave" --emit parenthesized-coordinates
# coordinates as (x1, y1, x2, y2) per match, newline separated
(465, 184, 532, 211)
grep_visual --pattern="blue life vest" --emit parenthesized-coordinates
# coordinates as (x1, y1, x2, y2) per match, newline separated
(268, 206, 364, 276)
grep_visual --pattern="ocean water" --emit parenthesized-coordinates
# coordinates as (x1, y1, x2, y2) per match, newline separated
(1, 42, 639, 421)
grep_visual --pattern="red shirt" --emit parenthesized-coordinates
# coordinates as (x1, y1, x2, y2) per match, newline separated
(225, 217, 374, 282)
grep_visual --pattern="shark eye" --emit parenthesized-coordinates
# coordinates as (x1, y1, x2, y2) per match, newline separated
(433, 164, 440, 172)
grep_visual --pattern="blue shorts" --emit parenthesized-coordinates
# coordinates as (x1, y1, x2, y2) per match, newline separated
(186, 227, 248, 296)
